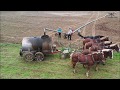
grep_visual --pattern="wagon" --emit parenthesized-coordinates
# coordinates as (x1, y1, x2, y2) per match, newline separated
(19, 34, 60, 61)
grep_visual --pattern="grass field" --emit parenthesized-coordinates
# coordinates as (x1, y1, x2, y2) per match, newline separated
(0, 43, 120, 79)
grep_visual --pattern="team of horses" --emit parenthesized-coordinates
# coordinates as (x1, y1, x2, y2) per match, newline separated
(70, 34, 120, 77)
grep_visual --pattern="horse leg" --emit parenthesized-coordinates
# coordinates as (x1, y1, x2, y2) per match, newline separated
(86, 66, 90, 77)
(95, 63, 98, 71)
(102, 60, 106, 65)
(72, 61, 77, 73)
(83, 64, 86, 68)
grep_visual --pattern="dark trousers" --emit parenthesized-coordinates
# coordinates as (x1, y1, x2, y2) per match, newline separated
(68, 34, 71, 40)
(58, 33, 61, 38)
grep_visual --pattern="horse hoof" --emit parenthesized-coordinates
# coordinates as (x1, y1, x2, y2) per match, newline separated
(95, 69, 98, 71)
(86, 73, 89, 77)
(102, 63, 106, 65)
(73, 70, 76, 73)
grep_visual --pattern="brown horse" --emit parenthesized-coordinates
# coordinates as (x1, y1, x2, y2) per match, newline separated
(83, 41, 104, 50)
(81, 49, 91, 55)
(81, 48, 113, 66)
(82, 46, 99, 55)
(70, 51, 105, 77)
(83, 38, 98, 46)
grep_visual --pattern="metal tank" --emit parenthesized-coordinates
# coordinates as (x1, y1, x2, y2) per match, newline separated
(19, 34, 57, 61)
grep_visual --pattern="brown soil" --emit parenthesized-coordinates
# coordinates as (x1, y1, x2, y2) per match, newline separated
(1, 11, 120, 48)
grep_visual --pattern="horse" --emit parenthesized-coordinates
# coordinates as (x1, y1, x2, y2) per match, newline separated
(70, 51, 105, 77)
(104, 43, 120, 52)
(83, 41, 104, 50)
(103, 41, 112, 46)
(102, 49, 113, 59)
(81, 49, 91, 55)
(83, 38, 98, 46)
(82, 48, 112, 65)
(78, 32, 104, 39)
(99, 36, 109, 42)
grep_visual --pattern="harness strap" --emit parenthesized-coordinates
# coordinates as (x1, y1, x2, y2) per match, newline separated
(91, 54, 95, 63)
(85, 55, 88, 63)
(89, 47, 91, 52)
(79, 55, 88, 64)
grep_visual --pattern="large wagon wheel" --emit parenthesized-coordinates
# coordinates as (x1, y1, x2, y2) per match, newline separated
(23, 52, 34, 62)
(35, 52, 44, 61)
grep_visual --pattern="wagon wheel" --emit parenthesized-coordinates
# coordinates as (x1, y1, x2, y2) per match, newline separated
(23, 52, 34, 62)
(35, 52, 44, 61)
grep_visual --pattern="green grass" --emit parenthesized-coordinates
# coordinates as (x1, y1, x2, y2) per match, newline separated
(0, 43, 120, 79)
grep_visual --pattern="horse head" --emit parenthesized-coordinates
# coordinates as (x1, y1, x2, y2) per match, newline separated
(110, 43, 120, 52)
(102, 49, 113, 59)
(100, 36, 109, 42)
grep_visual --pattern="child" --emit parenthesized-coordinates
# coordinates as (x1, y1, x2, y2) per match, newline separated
(57, 27, 62, 38)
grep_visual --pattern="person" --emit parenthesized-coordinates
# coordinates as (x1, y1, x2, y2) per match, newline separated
(57, 27, 62, 38)
(67, 27, 73, 40)
(44, 28, 46, 35)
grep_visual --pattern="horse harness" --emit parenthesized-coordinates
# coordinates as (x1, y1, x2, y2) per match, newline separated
(79, 53, 102, 64)
(78, 54, 89, 64)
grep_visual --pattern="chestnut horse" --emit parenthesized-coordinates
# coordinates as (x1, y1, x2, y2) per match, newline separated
(70, 51, 105, 77)
(83, 41, 104, 50)
(83, 38, 98, 46)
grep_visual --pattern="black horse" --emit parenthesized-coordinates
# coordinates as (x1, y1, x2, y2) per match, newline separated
(78, 32, 104, 39)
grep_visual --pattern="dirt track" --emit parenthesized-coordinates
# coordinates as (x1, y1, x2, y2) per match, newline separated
(1, 11, 120, 48)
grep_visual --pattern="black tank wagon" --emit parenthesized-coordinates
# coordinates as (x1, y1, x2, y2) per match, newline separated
(19, 34, 59, 61)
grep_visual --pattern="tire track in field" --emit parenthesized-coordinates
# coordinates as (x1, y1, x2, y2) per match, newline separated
(82, 11, 95, 36)
(91, 11, 100, 36)
(70, 12, 96, 46)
